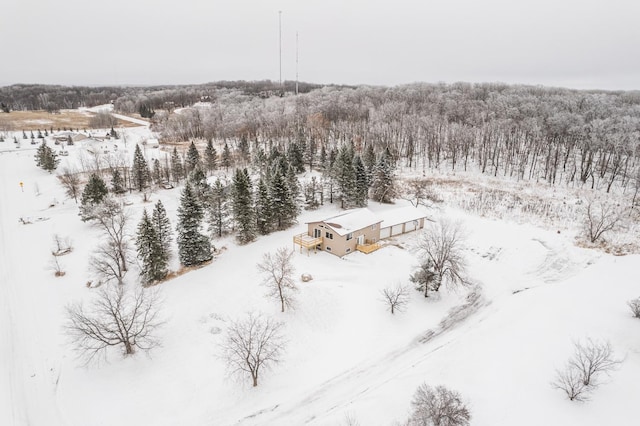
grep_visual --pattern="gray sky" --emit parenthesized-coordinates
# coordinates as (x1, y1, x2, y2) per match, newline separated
(2, 0, 639, 90)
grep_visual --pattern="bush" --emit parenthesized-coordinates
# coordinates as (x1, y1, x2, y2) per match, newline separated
(408, 384, 470, 426)
(628, 297, 640, 318)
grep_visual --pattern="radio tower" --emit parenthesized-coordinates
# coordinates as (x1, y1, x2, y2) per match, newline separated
(295, 31, 299, 95)
(278, 11, 283, 92)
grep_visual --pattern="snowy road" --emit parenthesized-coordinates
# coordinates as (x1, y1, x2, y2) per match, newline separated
(0, 151, 65, 426)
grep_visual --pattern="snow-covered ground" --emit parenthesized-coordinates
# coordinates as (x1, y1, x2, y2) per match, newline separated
(0, 128, 638, 426)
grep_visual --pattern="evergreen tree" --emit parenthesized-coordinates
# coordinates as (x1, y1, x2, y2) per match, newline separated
(111, 168, 126, 194)
(188, 166, 210, 201)
(333, 144, 357, 208)
(152, 158, 162, 185)
(253, 147, 268, 177)
(353, 155, 369, 207)
(269, 164, 296, 230)
(79, 173, 109, 221)
(176, 182, 212, 267)
(255, 178, 273, 235)
(238, 134, 250, 164)
(132, 144, 150, 191)
(151, 200, 172, 260)
(204, 139, 218, 175)
(319, 145, 327, 172)
(136, 209, 167, 284)
(286, 163, 302, 216)
(370, 151, 397, 203)
(185, 141, 201, 175)
(207, 178, 230, 238)
(231, 168, 256, 244)
(287, 140, 305, 173)
(221, 142, 232, 171)
(34, 141, 59, 173)
(170, 147, 184, 184)
(363, 143, 376, 182)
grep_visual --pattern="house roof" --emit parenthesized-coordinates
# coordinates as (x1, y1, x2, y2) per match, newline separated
(310, 208, 382, 236)
(380, 206, 430, 229)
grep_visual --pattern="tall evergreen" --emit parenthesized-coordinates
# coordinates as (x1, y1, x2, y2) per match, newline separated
(353, 155, 369, 207)
(221, 142, 232, 171)
(152, 158, 162, 185)
(185, 141, 201, 175)
(370, 151, 397, 203)
(285, 163, 302, 217)
(151, 199, 173, 260)
(363, 143, 376, 182)
(188, 166, 210, 202)
(333, 144, 357, 208)
(111, 168, 126, 194)
(287, 140, 305, 173)
(170, 147, 184, 184)
(207, 178, 230, 238)
(79, 173, 109, 221)
(132, 144, 150, 191)
(34, 141, 59, 173)
(177, 182, 212, 266)
(231, 168, 256, 244)
(238, 134, 250, 163)
(255, 178, 273, 235)
(136, 209, 168, 284)
(269, 164, 296, 230)
(204, 139, 218, 175)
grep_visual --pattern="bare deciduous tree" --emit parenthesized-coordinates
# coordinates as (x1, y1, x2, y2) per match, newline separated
(569, 338, 621, 386)
(380, 284, 410, 314)
(257, 247, 297, 312)
(416, 219, 468, 292)
(90, 200, 131, 283)
(50, 254, 65, 277)
(51, 233, 73, 256)
(402, 178, 441, 208)
(628, 297, 640, 318)
(552, 338, 622, 401)
(552, 366, 590, 401)
(221, 312, 285, 387)
(58, 167, 81, 203)
(408, 384, 471, 426)
(66, 284, 162, 363)
(583, 200, 625, 243)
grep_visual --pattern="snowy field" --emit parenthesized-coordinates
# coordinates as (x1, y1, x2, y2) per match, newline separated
(0, 126, 639, 426)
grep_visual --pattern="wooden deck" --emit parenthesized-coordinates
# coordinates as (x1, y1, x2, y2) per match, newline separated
(356, 242, 381, 254)
(293, 233, 323, 255)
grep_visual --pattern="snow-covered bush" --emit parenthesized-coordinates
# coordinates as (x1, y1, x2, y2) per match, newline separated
(628, 297, 640, 318)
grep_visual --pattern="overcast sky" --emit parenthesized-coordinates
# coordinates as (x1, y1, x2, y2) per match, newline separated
(2, 0, 639, 90)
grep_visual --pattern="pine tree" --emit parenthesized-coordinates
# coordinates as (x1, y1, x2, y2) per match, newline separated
(221, 142, 232, 171)
(333, 144, 357, 208)
(207, 178, 230, 238)
(363, 143, 376, 182)
(80, 173, 109, 221)
(188, 166, 210, 201)
(285, 163, 302, 216)
(232, 168, 256, 244)
(132, 144, 150, 191)
(238, 134, 250, 164)
(255, 178, 273, 235)
(287, 140, 305, 173)
(370, 151, 397, 203)
(136, 209, 167, 284)
(152, 158, 162, 185)
(34, 141, 59, 173)
(269, 164, 297, 230)
(170, 147, 184, 184)
(185, 141, 201, 175)
(353, 155, 369, 207)
(204, 139, 218, 175)
(177, 182, 212, 267)
(111, 168, 126, 194)
(151, 200, 172, 260)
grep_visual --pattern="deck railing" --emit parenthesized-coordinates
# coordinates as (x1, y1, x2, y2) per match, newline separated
(293, 233, 323, 255)
(356, 242, 381, 254)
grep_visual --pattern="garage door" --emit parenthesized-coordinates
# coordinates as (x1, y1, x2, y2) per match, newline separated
(404, 220, 417, 232)
(391, 224, 404, 236)
(380, 227, 391, 239)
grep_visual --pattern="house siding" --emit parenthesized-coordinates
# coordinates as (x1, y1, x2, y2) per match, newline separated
(307, 221, 381, 257)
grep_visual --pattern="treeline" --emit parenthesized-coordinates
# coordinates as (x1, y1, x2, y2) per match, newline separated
(152, 82, 640, 196)
(0, 80, 325, 113)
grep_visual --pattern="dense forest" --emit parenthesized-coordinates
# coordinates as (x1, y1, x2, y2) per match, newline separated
(3, 81, 640, 199)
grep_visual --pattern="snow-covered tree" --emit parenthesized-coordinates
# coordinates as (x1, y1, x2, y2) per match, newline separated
(204, 139, 218, 175)
(221, 142, 232, 171)
(207, 178, 231, 238)
(110, 168, 126, 194)
(269, 165, 297, 230)
(136, 209, 168, 284)
(80, 173, 109, 221)
(176, 182, 212, 267)
(151, 199, 172, 261)
(353, 154, 369, 207)
(185, 141, 201, 175)
(170, 147, 184, 184)
(257, 247, 297, 312)
(255, 178, 273, 235)
(232, 168, 256, 244)
(132, 144, 150, 191)
(34, 141, 59, 173)
(408, 384, 471, 426)
(370, 150, 396, 203)
(333, 144, 357, 208)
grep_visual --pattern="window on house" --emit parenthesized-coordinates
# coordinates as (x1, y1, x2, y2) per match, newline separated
(371, 224, 376, 230)
(326, 232, 333, 239)
(346, 248, 351, 253)
(346, 233, 353, 241)
(326, 246, 332, 251)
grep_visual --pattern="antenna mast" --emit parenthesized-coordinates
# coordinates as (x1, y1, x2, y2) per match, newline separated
(295, 31, 299, 95)
(278, 11, 282, 92)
